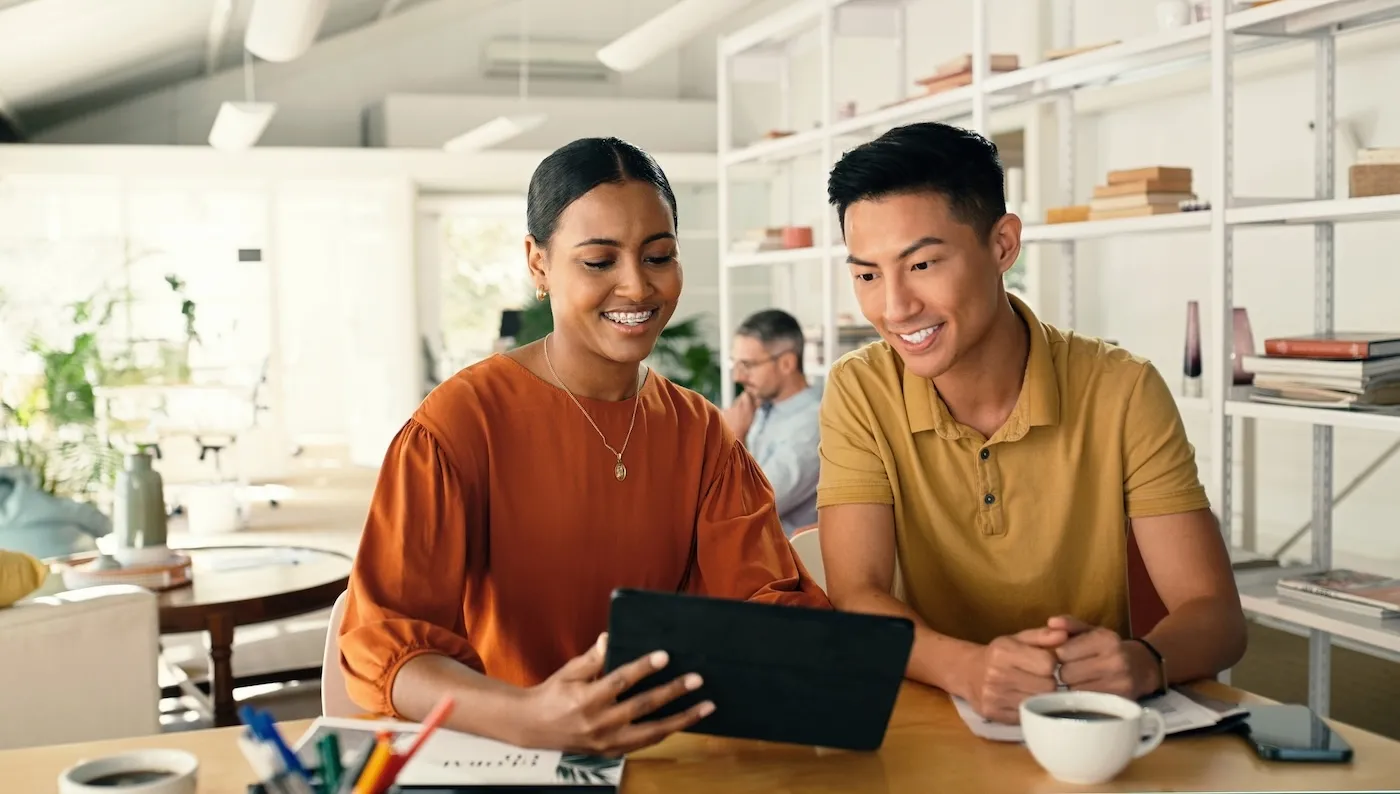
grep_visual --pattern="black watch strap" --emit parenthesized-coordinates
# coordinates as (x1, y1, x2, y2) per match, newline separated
(1132, 637, 1168, 698)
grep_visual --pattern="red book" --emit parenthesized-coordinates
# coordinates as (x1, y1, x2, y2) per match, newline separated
(1263, 332, 1400, 360)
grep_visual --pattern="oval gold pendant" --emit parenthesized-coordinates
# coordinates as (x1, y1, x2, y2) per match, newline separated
(614, 461, 627, 481)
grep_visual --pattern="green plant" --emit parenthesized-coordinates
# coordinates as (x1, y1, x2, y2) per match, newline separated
(0, 398, 122, 502)
(164, 274, 199, 344)
(510, 298, 724, 402)
(0, 266, 194, 502)
(25, 295, 116, 426)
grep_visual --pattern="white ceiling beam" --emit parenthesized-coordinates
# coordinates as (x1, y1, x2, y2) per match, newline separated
(599, 0, 754, 71)
(378, 0, 410, 21)
(205, 0, 236, 76)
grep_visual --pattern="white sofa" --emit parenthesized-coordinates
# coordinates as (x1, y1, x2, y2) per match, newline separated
(0, 584, 161, 750)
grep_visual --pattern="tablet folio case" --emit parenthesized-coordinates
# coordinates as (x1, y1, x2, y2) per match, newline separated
(604, 589, 914, 752)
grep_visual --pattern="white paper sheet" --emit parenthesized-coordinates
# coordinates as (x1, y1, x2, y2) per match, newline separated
(952, 689, 1246, 743)
(293, 717, 624, 788)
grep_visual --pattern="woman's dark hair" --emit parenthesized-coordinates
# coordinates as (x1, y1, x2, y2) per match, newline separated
(526, 137, 679, 245)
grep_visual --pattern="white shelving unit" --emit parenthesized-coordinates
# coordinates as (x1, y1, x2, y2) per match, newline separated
(716, 0, 1400, 718)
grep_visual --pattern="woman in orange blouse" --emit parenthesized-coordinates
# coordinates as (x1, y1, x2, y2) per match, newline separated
(339, 136, 830, 756)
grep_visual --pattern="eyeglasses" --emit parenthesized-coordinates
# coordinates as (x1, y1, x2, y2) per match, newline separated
(731, 348, 798, 374)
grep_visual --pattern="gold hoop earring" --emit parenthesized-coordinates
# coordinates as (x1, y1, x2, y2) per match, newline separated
(536, 287, 548, 302)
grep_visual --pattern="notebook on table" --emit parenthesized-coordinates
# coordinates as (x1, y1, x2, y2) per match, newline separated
(293, 718, 624, 792)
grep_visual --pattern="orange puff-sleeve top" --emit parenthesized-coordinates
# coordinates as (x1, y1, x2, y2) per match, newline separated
(338, 354, 831, 717)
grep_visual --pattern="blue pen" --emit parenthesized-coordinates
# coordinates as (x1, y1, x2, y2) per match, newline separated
(241, 706, 311, 782)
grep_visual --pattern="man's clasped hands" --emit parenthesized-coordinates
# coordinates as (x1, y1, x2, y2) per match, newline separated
(965, 615, 1165, 724)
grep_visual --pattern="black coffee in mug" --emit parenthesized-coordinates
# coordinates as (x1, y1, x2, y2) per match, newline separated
(84, 769, 177, 786)
(1042, 709, 1122, 722)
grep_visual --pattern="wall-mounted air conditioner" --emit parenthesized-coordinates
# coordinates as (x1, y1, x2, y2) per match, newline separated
(481, 37, 614, 82)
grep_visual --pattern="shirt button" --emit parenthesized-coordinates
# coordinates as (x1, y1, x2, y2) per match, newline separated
(980, 448, 990, 460)
(984, 493, 996, 505)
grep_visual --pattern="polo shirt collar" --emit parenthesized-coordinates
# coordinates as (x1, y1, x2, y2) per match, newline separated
(903, 294, 1061, 440)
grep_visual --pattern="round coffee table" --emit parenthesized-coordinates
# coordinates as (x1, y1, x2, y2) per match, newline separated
(56, 544, 352, 727)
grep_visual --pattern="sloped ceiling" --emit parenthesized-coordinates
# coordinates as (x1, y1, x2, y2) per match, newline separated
(0, 0, 434, 134)
(0, 0, 797, 141)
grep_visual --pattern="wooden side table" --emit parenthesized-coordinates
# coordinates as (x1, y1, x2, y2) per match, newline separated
(55, 545, 351, 728)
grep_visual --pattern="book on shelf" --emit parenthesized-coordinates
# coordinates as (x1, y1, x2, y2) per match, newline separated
(1263, 332, 1400, 360)
(1248, 381, 1400, 408)
(1276, 569, 1400, 620)
(1045, 205, 1089, 224)
(1241, 352, 1400, 380)
(1242, 347, 1400, 410)
(912, 52, 1018, 96)
(1093, 178, 1193, 198)
(292, 717, 626, 791)
(1106, 166, 1192, 185)
(1089, 191, 1195, 212)
(925, 52, 1019, 79)
(1087, 204, 1183, 220)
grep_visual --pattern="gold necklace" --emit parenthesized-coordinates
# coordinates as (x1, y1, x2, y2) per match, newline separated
(543, 333, 644, 481)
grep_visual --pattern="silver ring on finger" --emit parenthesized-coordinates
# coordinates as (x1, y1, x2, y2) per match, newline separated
(1053, 663, 1068, 690)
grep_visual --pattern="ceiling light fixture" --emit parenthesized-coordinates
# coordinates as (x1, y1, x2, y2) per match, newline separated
(443, 113, 547, 153)
(208, 49, 274, 151)
(596, 0, 752, 72)
(244, 0, 330, 62)
(208, 101, 277, 151)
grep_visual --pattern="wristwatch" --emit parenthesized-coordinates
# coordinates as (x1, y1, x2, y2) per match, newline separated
(1130, 638, 1168, 698)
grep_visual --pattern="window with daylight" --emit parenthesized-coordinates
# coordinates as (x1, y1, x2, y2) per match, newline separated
(433, 197, 533, 377)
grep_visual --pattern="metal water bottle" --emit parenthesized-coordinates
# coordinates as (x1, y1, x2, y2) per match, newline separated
(112, 450, 168, 565)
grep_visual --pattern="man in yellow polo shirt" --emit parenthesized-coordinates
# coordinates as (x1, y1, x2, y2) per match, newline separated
(818, 121, 1247, 725)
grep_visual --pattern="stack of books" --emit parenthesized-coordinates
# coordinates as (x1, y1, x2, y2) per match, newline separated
(1242, 333, 1400, 411)
(1088, 166, 1196, 220)
(1276, 569, 1400, 620)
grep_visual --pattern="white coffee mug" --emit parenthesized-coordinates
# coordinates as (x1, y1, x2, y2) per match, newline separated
(1020, 691, 1167, 785)
(58, 749, 198, 794)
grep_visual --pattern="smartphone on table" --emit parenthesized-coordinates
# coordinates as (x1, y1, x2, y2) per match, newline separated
(1237, 704, 1353, 763)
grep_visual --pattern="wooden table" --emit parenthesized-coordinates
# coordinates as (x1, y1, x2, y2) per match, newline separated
(55, 545, 352, 728)
(6, 681, 1398, 793)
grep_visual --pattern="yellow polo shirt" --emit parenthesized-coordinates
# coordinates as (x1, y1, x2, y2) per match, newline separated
(816, 295, 1209, 644)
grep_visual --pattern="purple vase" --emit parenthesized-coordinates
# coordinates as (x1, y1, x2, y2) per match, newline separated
(1233, 307, 1255, 385)
(1183, 301, 1202, 397)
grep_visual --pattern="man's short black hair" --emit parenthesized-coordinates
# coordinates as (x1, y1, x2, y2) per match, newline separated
(736, 309, 805, 373)
(827, 121, 1006, 241)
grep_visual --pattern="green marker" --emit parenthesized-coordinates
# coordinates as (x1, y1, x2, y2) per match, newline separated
(317, 733, 344, 794)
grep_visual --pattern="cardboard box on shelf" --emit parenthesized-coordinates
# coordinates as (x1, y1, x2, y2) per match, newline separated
(1350, 150, 1400, 197)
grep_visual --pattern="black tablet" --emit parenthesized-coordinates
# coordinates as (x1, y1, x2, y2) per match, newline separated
(602, 588, 914, 752)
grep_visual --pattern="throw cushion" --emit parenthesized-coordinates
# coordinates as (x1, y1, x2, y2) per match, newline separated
(0, 549, 48, 607)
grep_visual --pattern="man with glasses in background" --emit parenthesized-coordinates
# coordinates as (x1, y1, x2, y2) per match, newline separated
(722, 309, 822, 537)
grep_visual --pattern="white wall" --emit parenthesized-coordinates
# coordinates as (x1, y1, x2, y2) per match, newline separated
(272, 179, 421, 467)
